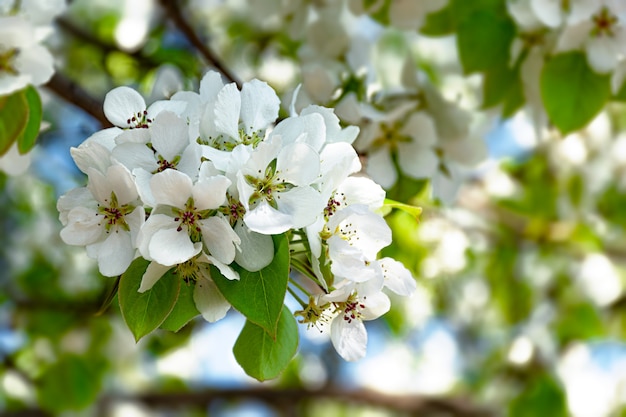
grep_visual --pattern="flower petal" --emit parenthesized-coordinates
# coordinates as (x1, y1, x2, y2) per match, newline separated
(331, 315, 367, 361)
(103, 86, 146, 127)
(193, 276, 231, 322)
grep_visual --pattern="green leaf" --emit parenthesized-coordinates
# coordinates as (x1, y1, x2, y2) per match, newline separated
(482, 61, 525, 117)
(382, 198, 423, 219)
(38, 354, 105, 412)
(0, 90, 29, 155)
(212, 234, 289, 337)
(160, 280, 199, 332)
(17, 86, 42, 154)
(541, 52, 611, 135)
(233, 304, 299, 381)
(420, 5, 455, 36)
(118, 258, 181, 341)
(509, 374, 567, 417)
(456, 9, 516, 75)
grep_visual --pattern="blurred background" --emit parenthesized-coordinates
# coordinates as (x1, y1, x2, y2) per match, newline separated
(3, 0, 626, 416)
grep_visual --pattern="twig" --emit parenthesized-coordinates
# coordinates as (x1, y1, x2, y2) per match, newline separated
(55, 17, 164, 70)
(44, 73, 111, 128)
(104, 387, 497, 417)
(158, 0, 242, 88)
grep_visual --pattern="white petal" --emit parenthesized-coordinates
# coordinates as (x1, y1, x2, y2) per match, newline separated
(200, 216, 240, 264)
(379, 258, 416, 296)
(139, 262, 172, 292)
(233, 221, 275, 271)
(15, 43, 54, 87)
(586, 36, 620, 74)
(106, 164, 139, 205)
(103, 86, 146, 127)
(214, 83, 242, 140)
(205, 254, 240, 280)
(150, 111, 190, 161)
(276, 143, 320, 186)
(397, 141, 439, 179)
(193, 276, 231, 322)
(366, 147, 397, 189)
(60, 206, 103, 246)
(199, 70, 225, 102)
(148, 227, 200, 266)
(330, 316, 367, 361)
(111, 142, 157, 173)
(359, 290, 390, 320)
(240, 79, 280, 133)
(335, 176, 385, 210)
(530, 0, 563, 28)
(57, 187, 94, 225)
(271, 113, 326, 151)
(150, 169, 193, 208)
(275, 186, 325, 229)
(96, 229, 135, 276)
(244, 200, 294, 234)
(192, 175, 230, 209)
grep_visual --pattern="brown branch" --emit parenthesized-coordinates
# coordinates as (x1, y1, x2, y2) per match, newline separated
(104, 387, 496, 417)
(158, 0, 242, 88)
(44, 73, 111, 128)
(55, 17, 165, 70)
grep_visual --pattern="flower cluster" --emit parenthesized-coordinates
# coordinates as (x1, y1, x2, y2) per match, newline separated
(57, 71, 416, 361)
(0, 0, 65, 96)
(509, 0, 626, 74)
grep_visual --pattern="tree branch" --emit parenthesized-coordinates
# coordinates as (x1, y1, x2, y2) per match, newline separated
(158, 0, 242, 88)
(104, 387, 496, 417)
(44, 73, 111, 128)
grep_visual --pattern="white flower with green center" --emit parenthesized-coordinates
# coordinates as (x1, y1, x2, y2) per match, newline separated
(0, 16, 54, 95)
(137, 168, 240, 267)
(57, 164, 144, 277)
(237, 136, 325, 234)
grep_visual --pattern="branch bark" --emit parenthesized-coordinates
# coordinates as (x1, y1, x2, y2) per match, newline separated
(158, 0, 242, 88)
(104, 387, 496, 417)
(44, 73, 111, 128)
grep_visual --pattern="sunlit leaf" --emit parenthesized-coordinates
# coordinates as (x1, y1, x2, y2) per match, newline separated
(233, 305, 298, 381)
(541, 52, 611, 135)
(118, 259, 180, 341)
(212, 234, 289, 338)
(17, 86, 42, 154)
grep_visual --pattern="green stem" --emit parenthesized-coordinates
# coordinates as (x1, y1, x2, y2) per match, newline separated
(287, 286, 307, 308)
(291, 258, 325, 289)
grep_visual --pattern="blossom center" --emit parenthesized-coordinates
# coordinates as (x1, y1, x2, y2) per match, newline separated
(173, 198, 207, 242)
(245, 159, 293, 209)
(592, 7, 618, 37)
(96, 192, 134, 232)
(335, 293, 366, 324)
(126, 110, 152, 129)
(0, 48, 19, 75)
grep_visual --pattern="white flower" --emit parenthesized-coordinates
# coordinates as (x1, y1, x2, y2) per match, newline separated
(0, 16, 54, 95)
(556, 3, 626, 73)
(137, 168, 240, 267)
(237, 135, 324, 234)
(138, 252, 237, 323)
(102, 86, 186, 144)
(320, 276, 390, 361)
(325, 204, 392, 283)
(58, 164, 144, 276)
(112, 110, 202, 207)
